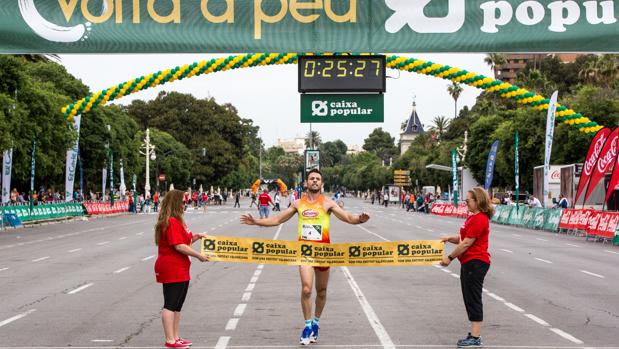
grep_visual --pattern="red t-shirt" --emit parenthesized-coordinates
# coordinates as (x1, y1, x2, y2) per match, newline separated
(154, 217, 193, 283)
(258, 193, 273, 206)
(458, 212, 491, 265)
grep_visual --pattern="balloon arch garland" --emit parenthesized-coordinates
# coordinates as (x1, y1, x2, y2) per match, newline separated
(61, 53, 603, 134)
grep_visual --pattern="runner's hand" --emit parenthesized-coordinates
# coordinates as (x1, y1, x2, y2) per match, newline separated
(440, 255, 451, 267)
(358, 213, 369, 224)
(440, 236, 450, 243)
(197, 254, 210, 262)
(240, 213, 256, 225)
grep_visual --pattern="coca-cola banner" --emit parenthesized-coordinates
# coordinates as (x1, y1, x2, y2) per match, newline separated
(590, 212, 619, 238)
(604, 142, 619, 204)
(583, 128, 619, 205)
(575, 128, 611, 205)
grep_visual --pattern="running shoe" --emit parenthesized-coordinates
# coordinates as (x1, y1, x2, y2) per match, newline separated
(457, 333, 482, 347)
(299, 327, 312, 346)
(164, 341, 188, 348)
(177, 338, 192, 346)
(310, 322, 319, 343)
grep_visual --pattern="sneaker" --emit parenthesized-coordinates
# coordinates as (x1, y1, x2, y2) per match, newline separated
(299, 327, 312, 346)
(457, 333, 482, 347)
(164, 341, 188, 348)
(310, 322, 319, 343)
(177, 338, 192, 346)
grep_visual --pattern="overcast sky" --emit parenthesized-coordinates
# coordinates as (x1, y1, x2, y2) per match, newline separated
(59, 53, 492, 148)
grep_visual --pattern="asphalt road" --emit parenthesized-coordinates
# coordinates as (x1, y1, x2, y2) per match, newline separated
(1, 198, 618, 349)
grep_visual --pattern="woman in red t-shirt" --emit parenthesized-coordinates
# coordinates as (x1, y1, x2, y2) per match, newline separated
(440, 187, 494, 348)
(154, 189, 209, 348)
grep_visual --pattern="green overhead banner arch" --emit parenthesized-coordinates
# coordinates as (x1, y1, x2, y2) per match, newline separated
(2, 0, 617, 53)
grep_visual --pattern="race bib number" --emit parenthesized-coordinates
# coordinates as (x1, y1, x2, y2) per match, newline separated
(301, 224, 323, 241)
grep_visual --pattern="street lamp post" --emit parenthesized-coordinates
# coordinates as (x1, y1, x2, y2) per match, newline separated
(140, 128, 156, 199)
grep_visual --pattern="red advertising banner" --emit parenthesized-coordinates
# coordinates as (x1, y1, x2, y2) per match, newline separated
(592, 212, 619, 238)
(559, 209, 575, 229)
(574, 128, 611, 204)
(83, 201, 129, 215)
(430, 203, 469, 218)
(583, 128, 619, 205)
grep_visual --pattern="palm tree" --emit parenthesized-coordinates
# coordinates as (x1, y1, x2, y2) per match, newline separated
(429, 116, 450, 141)
(484, 53, 506, 79)
(305, 130, 321, 149)
(447, 82, 463, 118)
(580, 54, 619, 87)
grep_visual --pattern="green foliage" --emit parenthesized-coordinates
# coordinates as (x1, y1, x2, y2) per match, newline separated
(363, 127, 398, 162)
(319, 140, 348, 168)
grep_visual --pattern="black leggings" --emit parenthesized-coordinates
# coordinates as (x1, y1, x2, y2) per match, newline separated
(460, 260, 490, 322)
(163, 281, 189, 312)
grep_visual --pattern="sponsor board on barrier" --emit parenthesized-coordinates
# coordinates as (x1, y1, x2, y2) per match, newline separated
(201, 236, 444, 267)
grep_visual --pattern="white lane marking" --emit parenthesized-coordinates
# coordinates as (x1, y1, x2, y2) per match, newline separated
(67, 283, 94, 295)
(550, 328, 584, 344)
(0, 267, 8, 272)
(342, 266, 395, 349)
(32, 256, 50, 262)
(233, 304, 246, 317)
(486, 292, 505, 302)
(580, 270, 605, 279)
(241, 292, 251, 302)
(118, 237, 127, 240)
(273, 224, 283, 240)
(68, 248, 82, 253)
(450, 273, 460, 279)
(604, 250, 619, 255)
(442, 269, 451, 273)
(142, 255, 155, 261)
(253, 270, 262, 276)
(0, 309, 36, 328)
(416, 225, 423, 229)
(225, 318, 239, 330)
(525, 313, 550, 327)
(432, 264, 442, 269)
(214, 336, 230, 349)
(91, 340, 113, 342)
(512, 234, 521, 237)
(97, 241, 110, 246)
(567, 243, 581, 247)
(257, 264, 264, 270)
(136, 232, 144, 236)
(250, 276, 259, 283)
(500, 249, 513, 253)
(504, 302, 525, 312)
(535, 258, 553, 264)
(536, 238, 548, 242)
(113, 267, 130, 274)
(245, 283, 255, 291)
(357, 225, 389, 241)
(426, 228, 434, 232)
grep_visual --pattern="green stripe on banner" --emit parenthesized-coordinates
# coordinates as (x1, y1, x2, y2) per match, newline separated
(0, 2, 616, 53)
(543, 209, 563, 232)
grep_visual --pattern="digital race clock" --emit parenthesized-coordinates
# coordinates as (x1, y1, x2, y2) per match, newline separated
(298, 55, 386, 93)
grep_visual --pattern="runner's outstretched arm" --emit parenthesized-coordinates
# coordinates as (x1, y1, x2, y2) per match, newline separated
(240, 205, 297, 227)
(328, 198, 369, 224)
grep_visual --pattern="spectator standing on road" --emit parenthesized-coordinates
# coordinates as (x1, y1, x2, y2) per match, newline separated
(154, 189, 209, 348)
(274, 192, 281, 211)
(249, 192, 258, 208)
(153, 191, 160, 212)
(383, 192, 389, 207)
(258, 189, 274, 218)
(440, 187, 493, 347)
(234, 191, 241, 208)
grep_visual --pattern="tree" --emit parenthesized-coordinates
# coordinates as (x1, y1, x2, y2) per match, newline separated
(484, 53, 506, 78)
(429, 115, 450, 141)
(363, 128, 398, 163)
(447, 82, 463, 118)
(319, 140, 348, 167)
(305, 130, 321, 149)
